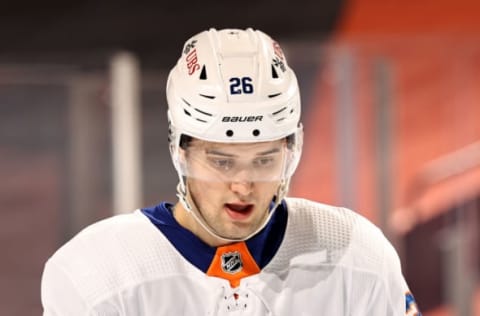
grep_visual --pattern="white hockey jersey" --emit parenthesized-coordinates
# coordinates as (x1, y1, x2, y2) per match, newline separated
(41, 198, 421, 315)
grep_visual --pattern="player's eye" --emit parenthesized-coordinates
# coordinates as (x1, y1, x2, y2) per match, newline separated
(253, 156, 275, 168)
(207, 157, 234, 171)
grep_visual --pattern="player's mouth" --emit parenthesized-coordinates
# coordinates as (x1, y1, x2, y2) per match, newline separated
(224, 203, 254, 220)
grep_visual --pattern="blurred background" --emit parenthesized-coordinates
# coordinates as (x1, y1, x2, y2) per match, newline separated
(1, 0, 479, 315)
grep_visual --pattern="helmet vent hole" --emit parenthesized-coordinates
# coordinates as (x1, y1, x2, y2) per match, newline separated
(199, 94, 215, 99)
(272, 107, 287, 115)
(271, 65, 279, 79)
(252, 129, 260, 136)
(268, 92, 282, 98)
(226, 130, 234, 137)
(182, 98, 191, 106)
(199, 65, 207, 80)
(193, 107, 213, 116)
(183, 109, 191, 116)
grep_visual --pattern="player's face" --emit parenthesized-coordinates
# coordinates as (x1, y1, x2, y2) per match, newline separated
(184, 139, 285, 241)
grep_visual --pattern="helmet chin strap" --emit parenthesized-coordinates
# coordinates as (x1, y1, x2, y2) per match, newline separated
(175, 179, 288, 244)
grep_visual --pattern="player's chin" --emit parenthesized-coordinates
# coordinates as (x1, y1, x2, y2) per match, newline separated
(218, 222, 257, 240)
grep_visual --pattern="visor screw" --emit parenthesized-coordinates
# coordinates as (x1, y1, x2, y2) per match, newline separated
(226, 130, 234, 137)
(252, 129, 260, 136)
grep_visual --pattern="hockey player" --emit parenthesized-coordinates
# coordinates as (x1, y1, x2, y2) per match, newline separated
(41, 28, 421, 315)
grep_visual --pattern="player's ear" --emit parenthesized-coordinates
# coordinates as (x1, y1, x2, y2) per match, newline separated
(178, 146, 187, 165)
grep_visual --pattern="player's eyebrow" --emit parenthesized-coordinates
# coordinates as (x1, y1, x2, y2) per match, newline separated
(205, 147, 281, 157)
(256, 148, 281, 156)
(205, 149, 236, 157)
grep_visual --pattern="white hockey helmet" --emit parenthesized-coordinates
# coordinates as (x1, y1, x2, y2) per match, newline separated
(167, 27, 303, 178)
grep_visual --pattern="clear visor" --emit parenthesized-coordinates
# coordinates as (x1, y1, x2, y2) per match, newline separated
(177, 139, 298, 183)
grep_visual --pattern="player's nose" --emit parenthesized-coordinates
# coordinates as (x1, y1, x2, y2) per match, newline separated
(229, 180, 253, 196)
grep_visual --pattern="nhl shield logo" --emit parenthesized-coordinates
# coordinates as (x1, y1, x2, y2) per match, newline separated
(221, 251, 243, 274)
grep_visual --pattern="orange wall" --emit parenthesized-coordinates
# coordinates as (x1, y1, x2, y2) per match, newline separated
(337, 0, 480, 36)
(292, 0, 480, 225)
